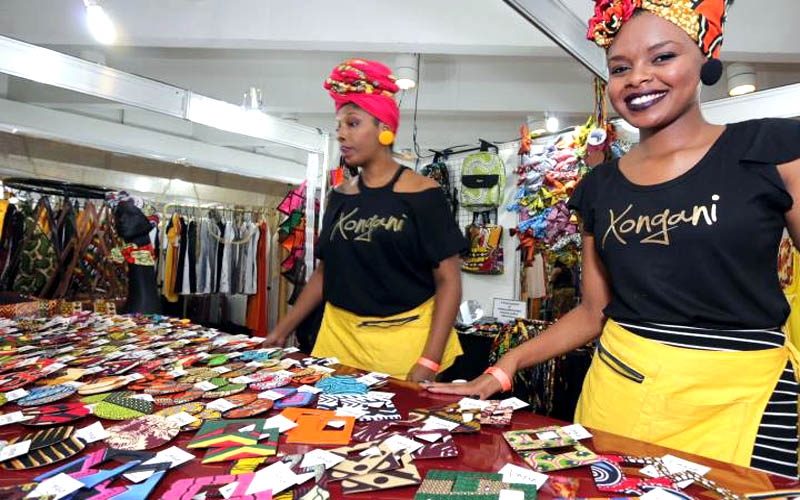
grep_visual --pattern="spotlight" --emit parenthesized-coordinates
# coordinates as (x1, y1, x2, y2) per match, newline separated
(242, 87, 264, 111)
(395, 54, 418, 90)
(84, 0, 116, 45)
(727, 63, 757, 97)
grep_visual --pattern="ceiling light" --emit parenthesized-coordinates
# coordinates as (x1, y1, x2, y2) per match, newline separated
(84, 1, 116, 45)
(727, 63, 757, 97)
(395, 54, 418, 91)
(545, 115, 560, 133)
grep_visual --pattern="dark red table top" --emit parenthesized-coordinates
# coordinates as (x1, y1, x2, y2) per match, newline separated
(0, 365, 796, 499)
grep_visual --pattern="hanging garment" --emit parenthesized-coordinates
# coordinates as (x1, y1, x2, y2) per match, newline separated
(247, 223, 269, 336)
(187, 220, 197, 294)
(312, 298, 463, 379)
(219, 221, 234, 294)
(575, 319, 799, 473)
(243, 222, 259, 295)
(162, 213, 180, 303)
(176, 216, 187, 296)
(13, 201, 57, 297)
(197, 219, 213, 294)
(525, 254, 547, 300)
(215, 220, 225, 293)
(267, 229, 280, 332)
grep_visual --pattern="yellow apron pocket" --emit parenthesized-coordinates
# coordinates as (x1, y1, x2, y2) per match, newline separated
(642, 395, 748, 465)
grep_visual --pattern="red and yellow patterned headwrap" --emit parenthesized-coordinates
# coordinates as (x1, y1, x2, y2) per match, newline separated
(587, 0, 732, 59)
(324, 59, 401, 132)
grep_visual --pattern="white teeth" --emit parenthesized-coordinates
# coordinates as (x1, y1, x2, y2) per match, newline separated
(630, 92, 666, 106)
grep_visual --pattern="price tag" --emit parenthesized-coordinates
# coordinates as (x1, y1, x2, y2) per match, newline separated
(382, 434, 424, 454)
(297, 385, 322, 394)
(258, 390, 287, 400)
(123, 446, 196, 483)
(23, 472, 83, 499)
(194, 381, 218, 392)
(229, 376, 255, 384)
(167, 369, 187, 378)
(561, 424, 592, 440)
(300, 448, 346, 469)
(262, 414, 299, 433)
(498, 463, 549, 489)
(75, 421, 109, 444)
(56, 355, 77, 363)
(458, 398, 492, 411)
(246, 361, 265, 368)
(131, 394, 155, 402)
(283, 347, 300, 354)
(124, 373, 145, 382)
(0, 439, 30, 461)
(206, 398, 236, 412)
(165, 412, 199, 427)
(0, 411, 33, 426)
(4, 388, 29, 402)
(211, 366, 231, 374)
(42, 362, 67, 375)
(499, 397, 530, 410)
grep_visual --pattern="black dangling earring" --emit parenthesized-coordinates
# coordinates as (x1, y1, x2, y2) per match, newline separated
(700, 59, 724, 86)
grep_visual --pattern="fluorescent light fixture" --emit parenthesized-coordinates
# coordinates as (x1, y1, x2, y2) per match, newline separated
(395, 54, 418, 90)
(84, 1, 116, 45)
(545, 115, 560, 133)
(727, 63, 757, 97)
(242, 87, 263, 110)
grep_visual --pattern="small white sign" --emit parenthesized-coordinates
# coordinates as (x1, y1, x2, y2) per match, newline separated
(498, 463, 549, 489)
(421, 416, 460, 432)
(335, 406, 368, 419)
(382, 434, 424, 454)
(262, 415, 299, 433)
(4, 388, 30, 402)
(167, 369, 187, 378)
(211, 366, 231, 374)
(131, 394, 155, 402)
(300, 449, 346, 470)
(229, 376, 255, 384)
(297, 385, 322, 394)
(492, 298, 528, 323)
(24, 472, 84, 500)
(499, 397, 530, 410)
(561, 424, 592, 440)
(206, 398, 237, 412)
(75, 421, 109, 444)
(166, 412, 200, 427)
(258, 390, 287, 400)
(0, 439, 31, 461)
(498, 489, 525, 500)
(194, 381, 219, 392)
(0, 411, 33, 426)
(458, 398, 491, 411)
(123, 446, 196, 483)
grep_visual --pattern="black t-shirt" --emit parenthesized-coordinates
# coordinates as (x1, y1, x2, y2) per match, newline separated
(317, 168, 467, 317)
(568, 118, 800, 329)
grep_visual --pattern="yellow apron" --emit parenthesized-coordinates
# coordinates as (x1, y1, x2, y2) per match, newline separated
(575, 319, 800, 467)
(311, 298, 463, 379)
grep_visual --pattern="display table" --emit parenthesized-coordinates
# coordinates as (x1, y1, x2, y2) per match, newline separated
(0, 362, 796, 499)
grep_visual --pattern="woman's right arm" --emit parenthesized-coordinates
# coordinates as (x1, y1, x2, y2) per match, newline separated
(422, 233, 611, 399)
(263, 262, 326, 347)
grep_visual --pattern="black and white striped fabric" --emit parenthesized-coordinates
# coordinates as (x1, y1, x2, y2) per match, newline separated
(617, 320, 798, 479)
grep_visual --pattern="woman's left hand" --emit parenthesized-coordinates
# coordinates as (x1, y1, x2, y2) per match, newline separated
(407, 364, 436, 383)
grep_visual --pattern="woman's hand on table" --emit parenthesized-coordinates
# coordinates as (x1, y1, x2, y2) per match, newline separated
(407, 364, 436, 383)
(262, 331, 287, 348)
(420, 374, 502, 400)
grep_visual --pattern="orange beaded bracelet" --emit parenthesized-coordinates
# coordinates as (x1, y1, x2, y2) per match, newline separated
(416, 357, 441, 372)
(484, 366, 513, 392)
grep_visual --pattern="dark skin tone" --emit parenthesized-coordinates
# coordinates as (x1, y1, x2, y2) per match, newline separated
(424, 12, 800, 398)
(264, 103, 464, 383)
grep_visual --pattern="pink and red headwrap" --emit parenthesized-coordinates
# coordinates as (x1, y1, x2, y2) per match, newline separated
(324, 59, 401, 133)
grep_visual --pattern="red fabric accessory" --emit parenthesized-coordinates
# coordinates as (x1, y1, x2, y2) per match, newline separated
(416, 357, 441, 373)
(587, 0, 731, 60)
(324, 59, 401, 132)
(484, 366, 513, 392)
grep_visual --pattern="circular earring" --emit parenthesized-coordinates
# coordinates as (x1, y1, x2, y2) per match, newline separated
(378, 130, 395, 146)
(700, 59, 723, 86)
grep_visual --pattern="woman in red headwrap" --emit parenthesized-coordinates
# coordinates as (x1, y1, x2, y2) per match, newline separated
(425, 1, 800, 477)
(264, 59, 465, 382)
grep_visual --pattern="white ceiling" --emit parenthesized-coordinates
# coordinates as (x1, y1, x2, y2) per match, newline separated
(1, 0, 799, 154)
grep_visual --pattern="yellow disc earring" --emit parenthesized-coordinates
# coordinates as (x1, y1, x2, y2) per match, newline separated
(378, 130, 395, 146)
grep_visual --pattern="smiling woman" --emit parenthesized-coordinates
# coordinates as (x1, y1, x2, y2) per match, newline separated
(424, 0, 800, 480)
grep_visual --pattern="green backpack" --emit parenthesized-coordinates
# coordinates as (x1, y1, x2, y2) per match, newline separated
(460, 152, 506, 211)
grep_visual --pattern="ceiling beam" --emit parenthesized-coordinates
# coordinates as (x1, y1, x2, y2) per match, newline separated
(502, 0, 608, 80)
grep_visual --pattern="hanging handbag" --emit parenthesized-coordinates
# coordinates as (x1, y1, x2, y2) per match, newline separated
(462, 212, 504, 275)
(460, 151, 506, 211)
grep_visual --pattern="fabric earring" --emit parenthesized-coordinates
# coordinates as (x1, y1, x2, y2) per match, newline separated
(378, 130, 395, 146)
(700, 59, 723, 86)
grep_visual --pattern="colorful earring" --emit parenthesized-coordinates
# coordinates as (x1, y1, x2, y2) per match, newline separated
(378, 130, 395, 146)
